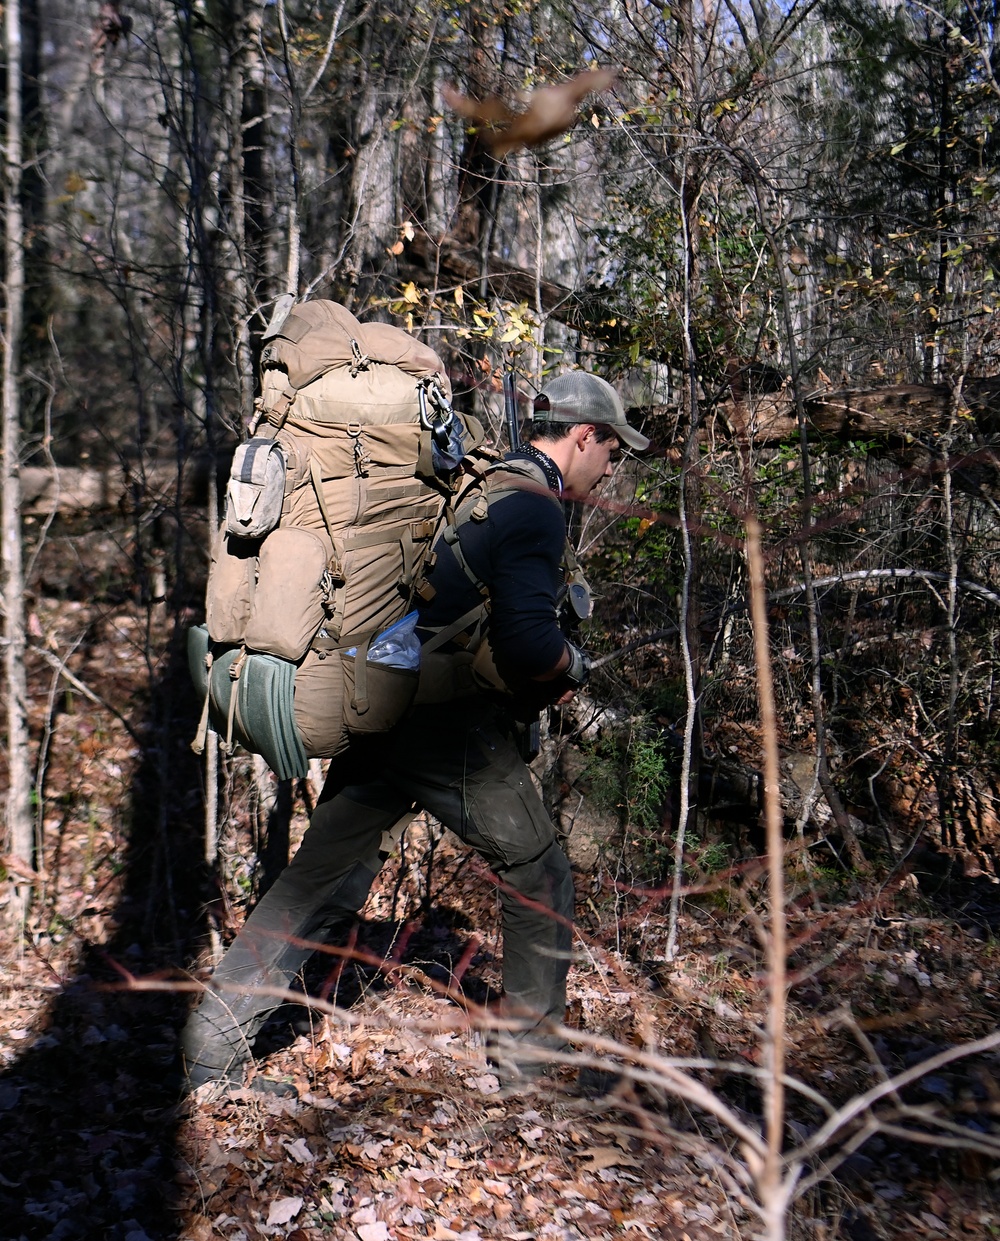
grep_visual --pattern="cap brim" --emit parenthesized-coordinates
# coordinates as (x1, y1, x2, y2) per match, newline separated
(618, 423, 650, 452)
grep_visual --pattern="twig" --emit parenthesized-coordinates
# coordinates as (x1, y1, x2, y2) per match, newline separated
(794, 1027, 1000, 1161)
(745, 510, 793, 1225)
(590, 626, 678, 669)
(30, 643, 142, 746)
(766, 566, 1000, 610)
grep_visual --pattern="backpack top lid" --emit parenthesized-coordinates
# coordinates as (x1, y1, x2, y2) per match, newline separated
(263, 299, 451, 398)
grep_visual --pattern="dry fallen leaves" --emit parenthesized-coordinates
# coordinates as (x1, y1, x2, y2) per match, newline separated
(266, 1195, 303, 1225)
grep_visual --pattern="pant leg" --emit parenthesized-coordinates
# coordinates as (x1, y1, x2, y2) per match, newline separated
(183, 766, 411, 1084)
(380, 701, 575, 1053)
(184, 699, 574, 1084)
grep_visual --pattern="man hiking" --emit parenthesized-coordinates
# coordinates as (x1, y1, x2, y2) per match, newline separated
(182, 370, 649, 1094)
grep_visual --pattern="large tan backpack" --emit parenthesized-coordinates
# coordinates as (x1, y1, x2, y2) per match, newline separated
(189, 299, 483, 778)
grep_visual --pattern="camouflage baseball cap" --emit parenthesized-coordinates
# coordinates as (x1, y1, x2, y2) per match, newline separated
(532, 372, 650, 452)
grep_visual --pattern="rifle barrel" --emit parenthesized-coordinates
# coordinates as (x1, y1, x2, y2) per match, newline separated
(503, 371, 519, 452)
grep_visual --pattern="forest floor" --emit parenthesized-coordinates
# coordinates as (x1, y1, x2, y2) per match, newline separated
(0, 592, 999, 1241)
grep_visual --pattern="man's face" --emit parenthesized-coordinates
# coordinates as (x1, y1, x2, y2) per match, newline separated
(562, 426, 620, 501)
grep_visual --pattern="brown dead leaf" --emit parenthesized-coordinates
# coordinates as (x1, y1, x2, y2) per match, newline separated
(418, 1178, 448, 1198)
(199, 1137, 230, 1170)
(928, 1192, 951, 1219)
(178, 1213, 214, 1241)
(576, 1146, 643, 1172)
(0, 854, 49, 882)
(442, 69, 616, 157)
(517, 1154, 546, 1172)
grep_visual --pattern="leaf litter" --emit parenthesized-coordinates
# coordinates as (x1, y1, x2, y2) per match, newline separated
(0, 596, 998, 1238)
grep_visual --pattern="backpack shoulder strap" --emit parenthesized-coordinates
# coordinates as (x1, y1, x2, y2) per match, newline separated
(442, 457, 562, 596)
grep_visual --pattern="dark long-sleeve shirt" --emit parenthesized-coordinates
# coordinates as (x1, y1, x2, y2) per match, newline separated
(417, 455, 567, 684)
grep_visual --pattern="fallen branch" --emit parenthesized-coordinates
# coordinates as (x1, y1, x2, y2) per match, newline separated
(30, 644, 142, 746)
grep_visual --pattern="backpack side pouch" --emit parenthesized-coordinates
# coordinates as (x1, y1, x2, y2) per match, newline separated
(205, 526, 259, 644)
(244, 525, 333, 661)
(293, 647, 351, 759)
(342, 650, 418, 735)
(225, 437, 287, 538)
(471, 634, 515, 696)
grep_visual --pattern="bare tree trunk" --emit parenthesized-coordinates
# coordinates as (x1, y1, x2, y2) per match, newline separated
(276, 0, 303, 296)
(666, 0, 704, 961)
(940, 391, 962, 849)
(221, 0, 262, 423)
(3, 0, 34, 925)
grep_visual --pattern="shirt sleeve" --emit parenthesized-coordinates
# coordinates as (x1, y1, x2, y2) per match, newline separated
(475, 489, 567, 681)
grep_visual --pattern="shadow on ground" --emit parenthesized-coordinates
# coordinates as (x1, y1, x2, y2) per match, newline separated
(0, 612, 497, 1240)
(0, 623, 206, 1241)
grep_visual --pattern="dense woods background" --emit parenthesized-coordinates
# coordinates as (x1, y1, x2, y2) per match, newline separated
(2, 2, 1000, 1239)
(9, 0, 1000, 867)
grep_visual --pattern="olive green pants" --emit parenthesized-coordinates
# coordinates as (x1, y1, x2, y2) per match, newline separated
(182, 699, 574, 1086)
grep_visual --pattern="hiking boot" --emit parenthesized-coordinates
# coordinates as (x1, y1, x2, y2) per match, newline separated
(180, 1058, 244, 1099)
(574, 1066, 621, 1098)
(239, 1075, 299, 1099)
(485, 1032, 556, 1092)
(181, 1060, 299, 1102)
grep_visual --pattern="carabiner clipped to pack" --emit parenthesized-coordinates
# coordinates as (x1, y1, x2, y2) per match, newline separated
(419, 378, 465, 474)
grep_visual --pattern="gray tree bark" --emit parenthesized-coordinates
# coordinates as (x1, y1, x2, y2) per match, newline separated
(3, 0, 34, 924)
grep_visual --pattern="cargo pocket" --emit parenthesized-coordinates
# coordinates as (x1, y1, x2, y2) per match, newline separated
(460, 764, 555, 867)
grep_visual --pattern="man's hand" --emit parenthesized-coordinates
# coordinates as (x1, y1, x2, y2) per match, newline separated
(562, 640, 590, 690)
(527, 639, 590, 705)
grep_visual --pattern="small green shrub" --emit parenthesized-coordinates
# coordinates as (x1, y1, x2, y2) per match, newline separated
(584, 714, 671, 833)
